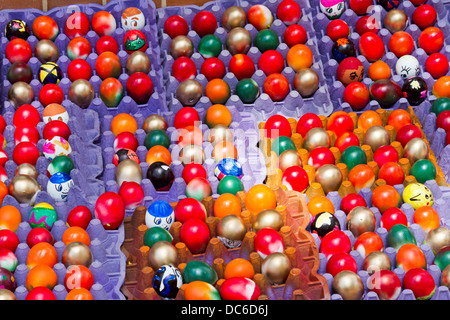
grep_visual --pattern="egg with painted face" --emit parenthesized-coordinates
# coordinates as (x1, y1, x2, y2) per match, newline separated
(145, 200, 174, 232)
(320, 0, 345, 20)
(402, 182, 434, 210)
(43, 136, 72, 161)
(47, 172, 74, 202)
(43, 103, 69, 124)
(395, 55, 420, 80)
(121, 7, 146, 31)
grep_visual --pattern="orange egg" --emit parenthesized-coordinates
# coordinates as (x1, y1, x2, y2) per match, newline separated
(395, 243, 427, 272)
(368, 60, 391, 81)
(65, 287, 94, 300)
(62, 226, 91, 246)
(413, 206, 440, 233)
(205, 104, 233, 128)
(177, 125, 203, 147)
(387, 109, 412, 132)
(433, 76, 450, 99)
(212, 140, 237, 163)
(0, 181, 8, 206)
(286, 44, 313, 72)
(205, 79, 231, 105)
(27, 242, 58, 270)
(357, 110, 382, 133)
(307, 196, 335, 217)
(245, 184, 277, 214)
(25, 264, 58, 291)
(110, 113, 138, 136)
(184, 281, 221, 300)
(214, 193, 242, 218)
(224, 258, 255, 279)
(0, 205, 22, 232)
(146, 145, 172, 166)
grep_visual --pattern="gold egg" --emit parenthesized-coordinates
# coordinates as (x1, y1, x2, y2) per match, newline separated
(208, 124, 234, 146)
(115, 159, 143, 187)
(346, 206, 376, 238)
(362, 251, 392, 275)
(261, 252, 292, 285)
(217, 215, 246, 249)
(222, 6, 247, 31)
(170, 35, 194, 59)
(403, 137, 429, 165)
(332, 270, 364, 300)
(143, 114, 168, 133)
(179, 144, 205, 165)
(293, 68, 320, 98)
(363, 125, 390, 152)
(14, 163, 38, 180)
(175, 79, 203, 107)
(148, 240, 178, 270)
(35, 39, 60, 63)
(383, 9, 408, 34)
(9, 174, 40, 204)
(425, 226, 450, 254)
(125, 51, 151, 75)
(8, 81, 34, 109)
(68, 79, 95, 109)
(225, 27, 252, 55)
(303, 127, 331, 152)
(314, 164, 343, 194)
(253, 209, 283, 232)
(0, 289, 16, 300)
(62, 241, 93, 268)
(278, 149, 302, 172)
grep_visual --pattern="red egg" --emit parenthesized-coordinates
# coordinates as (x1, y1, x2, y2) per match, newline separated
(180, 218, 210, 254)
(355, 15, 380, 36)
(395, 124, 422, 147)
(281, 165, 309, 193)
(412, 4, 437, 30)
(229, 54, 255, 81)
(67, 59, 92, 82)
(0, 150, 8, 167)
(174, 197, 207, 223)
(118, 181, 145, 210)
(380, 207, 408, 231)
(258, 50, 285, 76)
(126, 72, 154, 105)
(296, 113, 323, 137)
(418, 26, 444, 55)
(219, 277, 260, 300)
(343, 81, 370, 111)
(388, 31, 414, 58)
(326, 252, 357, 277)
(113, 131, 139, 152)
(5, 38, 32, 64)
(436, 110, 450, 132)
(12, 141, 40, 166)
(164, 15, 189, 39)
(327, 111, 354, 138)
(373, 145, 399, 169)
(26, 227, 55, 248)
(264, 114, 292, 139)
(182, 163, 207, 185)
(263, 73, 290, 102)
(425, 53, 449, 79)
(0, 229, 20, 252)
(26, 287, 56, 300)
(14, 123, 40, 145)
(42, 120, 71, 141)
(174, 107, 200, 129)
(172, 57, 197, 82)
(91, 11, 116, 37)
(39, 84, 64, 107)
(13, 105, 40, 128)
(340, 193, 367, 215)
(307, 147, 335, 170)
(201, 57, 226, 81)
(95, 35, 119, 55)
(378, 162, 405, 186)
(354, 232, 383, 257)
(254, 227, 285, 259)
(358, 32, 385, 62)
(410, 0, 427, 4)
(326, 19, 350, 42)
(367, 270, 402, 300)
(387, 109, 412, 132)
(277, 0, 301, 25)
(94, 192, 125, 230)
(64, 11, 90, 39)
(349, 0, 374, 15)
(319, 230, 352, 259)
(334, 131, 360, 153)
(192, 11, 217, 38)
(371, 185, 401, 214)
(66, 206, 92, 230)
(283, 24, 307, 47)
(402, 268, 436, 300)
(64, 265, 94, 291)
(0, 116, 6, 135)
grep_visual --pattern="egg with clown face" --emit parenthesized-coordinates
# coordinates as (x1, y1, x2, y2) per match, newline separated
(121, 7, 146, 31)
(47, 172, 74, 202)
(320, 0, 345, 20)
(145, 200, 175, 232)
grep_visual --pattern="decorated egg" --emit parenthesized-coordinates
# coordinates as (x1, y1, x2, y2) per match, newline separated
(121, 7, 146, 31)
(152, 264, 183, 300)
(28, 202, 57, 230)
(214, 158, 243, 180)
(403, 183, 434, 210)
(145, 201, 174, 232)
(47, 172, 74, 202)
(43, 103, 69, 124)
(43, 136, 72, 161)
(123, 29, 148, 54)
(310, 211, 340, 239)
(219, 277, 260, 300)
(254, 227, 285, 259)
(38, 62, 62, 85)
(5, 19, 30, 41)
(395, 55, 420, 80)
(320, 0, 345, 20)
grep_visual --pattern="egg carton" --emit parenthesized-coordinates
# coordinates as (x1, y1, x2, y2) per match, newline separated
(311, 0, 450, 113)
(4, 188, 126, 300)
(120, 186, 330, 300)
(0, 0, 167, 127)
(99, 105, 267, 213)
(156, 0, 334, 121)
(312, 181, 450, 300)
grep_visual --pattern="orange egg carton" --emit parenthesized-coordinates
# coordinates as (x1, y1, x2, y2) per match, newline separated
(259, 107, 448, 200)
(120, 186, 330, 300)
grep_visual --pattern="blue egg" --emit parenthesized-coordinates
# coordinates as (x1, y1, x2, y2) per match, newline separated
(214, 158, 243, 180)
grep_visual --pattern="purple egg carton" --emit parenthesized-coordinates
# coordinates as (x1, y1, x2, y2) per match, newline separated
(156, 0, 334, 121)
(0, 0, 167, 127)
(312, 0, 450, 114)
(99, 105, 267, 217)
(305, 179, 450, 300)
(5, 186, 125, 300)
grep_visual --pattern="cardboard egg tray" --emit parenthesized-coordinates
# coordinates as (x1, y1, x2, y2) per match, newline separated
(100, 105, 267, 214)
(259, 107, 450, 299)
(312, 0, 450, 113)
(0, 0, 167, 128)
(155, 0, 334, 121)
(120, 186, 331, 300)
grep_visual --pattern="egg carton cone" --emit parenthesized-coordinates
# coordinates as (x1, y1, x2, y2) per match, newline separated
(120, 186, 330, 300)
(100, 106, 267, 213)
(311, 0, 450, 114)
(156, 0, 334, 122)
(0, 0, 167, 128)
